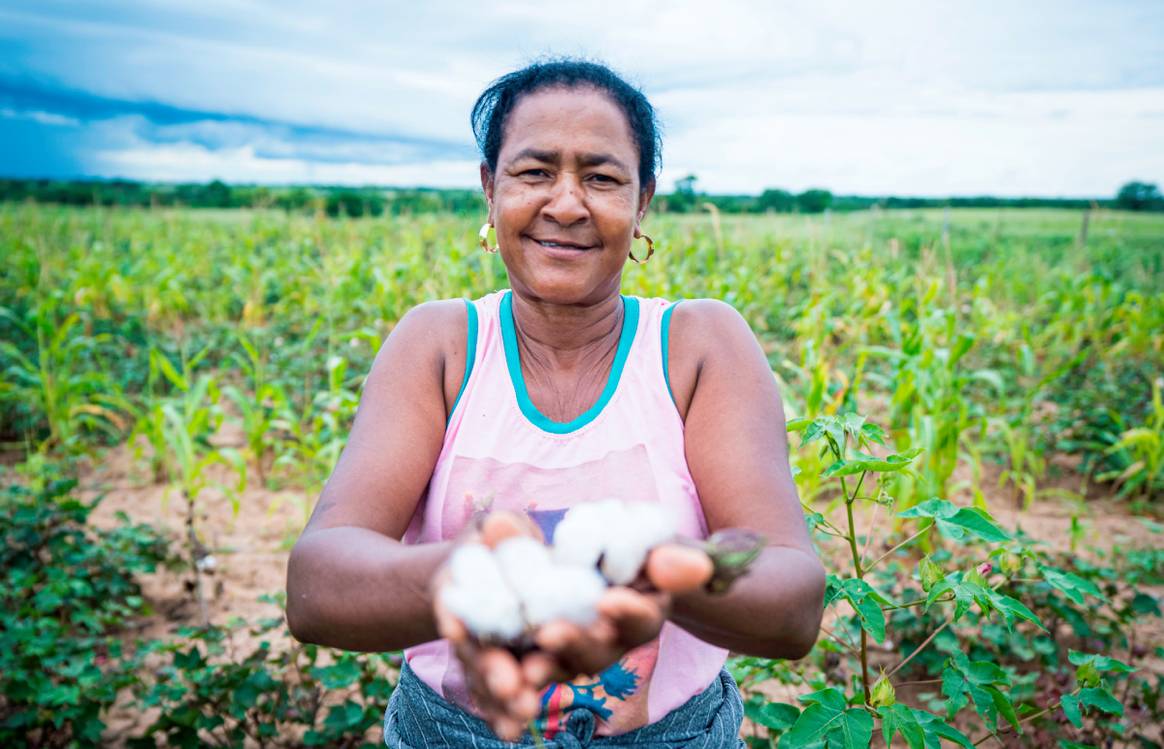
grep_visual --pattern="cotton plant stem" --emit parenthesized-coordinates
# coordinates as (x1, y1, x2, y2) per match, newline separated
(970, 701, 1060, 746)
(859, 497, 881, 562)
(864, 526, 930, 572)
(886, 617, 952, 679)
(819, 625, 863, 658)
(841, 473, 872, 705)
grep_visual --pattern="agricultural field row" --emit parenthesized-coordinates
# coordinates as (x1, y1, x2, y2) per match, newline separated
(1, 203, 1162, 746)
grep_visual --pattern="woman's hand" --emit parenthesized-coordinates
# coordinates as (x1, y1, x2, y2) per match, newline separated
(432, 511, 546, 741)
(433, 513, 715, 740)
(530, 544, 714, 682)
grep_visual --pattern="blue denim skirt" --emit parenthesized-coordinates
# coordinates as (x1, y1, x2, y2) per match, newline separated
(383, 660, 745, 748)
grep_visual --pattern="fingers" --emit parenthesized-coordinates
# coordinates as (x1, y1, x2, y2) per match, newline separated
(597, 587, 668, 649)
(480, 510, 544, 548)
(433, 592, 468, 643)
(465, 647, 540, 739)
(645, 544, 714, 593)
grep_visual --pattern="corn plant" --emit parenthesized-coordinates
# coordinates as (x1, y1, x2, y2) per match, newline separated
(0, 304, 130, 456)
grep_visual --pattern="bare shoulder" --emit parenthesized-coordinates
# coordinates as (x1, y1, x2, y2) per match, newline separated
(371, 298, 469, 416)
(666, 298, 765, 420)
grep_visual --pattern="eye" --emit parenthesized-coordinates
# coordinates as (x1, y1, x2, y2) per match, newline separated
(521, 168, 549, 178)
(589, 173, 618, 184)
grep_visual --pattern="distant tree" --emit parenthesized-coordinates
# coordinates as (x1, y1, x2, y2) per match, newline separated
(667, 174, 700, 213)
(758, 188, 795, 213)
(796, 188, 833, 214)
(1115, 181, 1163, 211)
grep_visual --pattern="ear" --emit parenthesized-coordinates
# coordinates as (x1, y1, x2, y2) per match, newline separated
(635, 178, 657, 229)
(479, 162, 495, 221)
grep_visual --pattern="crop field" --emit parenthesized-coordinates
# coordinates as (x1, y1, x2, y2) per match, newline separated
(2, 202, 1163, 747)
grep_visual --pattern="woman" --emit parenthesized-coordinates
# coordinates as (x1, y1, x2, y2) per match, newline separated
(286, 59, 825, 748)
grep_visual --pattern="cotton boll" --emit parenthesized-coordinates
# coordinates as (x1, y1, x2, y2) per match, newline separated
(449, 543, 506, 590)
(440, 580, 524, 640)
(550, 566, 607, 625)
(552, 502, 614, 569)
(494, 537, 552, 581)
(623, 502, 678, 549)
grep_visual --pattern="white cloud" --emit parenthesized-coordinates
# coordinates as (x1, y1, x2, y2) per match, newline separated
(2, 0, 1163, 194)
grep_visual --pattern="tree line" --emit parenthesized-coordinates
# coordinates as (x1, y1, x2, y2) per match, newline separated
(1, 177, 1160, 216)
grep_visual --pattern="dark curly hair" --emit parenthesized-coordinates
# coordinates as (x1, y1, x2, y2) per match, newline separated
(470, 58, 661, 189)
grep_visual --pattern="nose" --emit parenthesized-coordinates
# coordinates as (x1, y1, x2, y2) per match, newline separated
(541, 173, 588, 227)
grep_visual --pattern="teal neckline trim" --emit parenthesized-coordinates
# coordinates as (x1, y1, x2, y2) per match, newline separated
(500, 290, 639, 434)
(448, 299, 477, 424)
(661, 300, 681, 408)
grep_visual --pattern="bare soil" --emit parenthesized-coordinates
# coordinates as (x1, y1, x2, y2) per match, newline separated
(73, 436, 1163, 747)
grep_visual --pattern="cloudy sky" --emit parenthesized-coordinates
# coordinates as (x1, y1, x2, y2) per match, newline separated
(2, 0, 1162, 196)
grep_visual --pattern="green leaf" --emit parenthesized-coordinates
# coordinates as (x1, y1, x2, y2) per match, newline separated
(941, 666, 969, 719)
(1040, 566, 1105, 605)
(898, 498, 957, 520)
(786, 689, 873, 747)
(915, 710, 974, 749)
(1078, 687, 1123, 716)
(837, 578, 892, 643)
(937, 507, 1010, 543)
(1060, 693, 1082, 728)
(987, 591, 1045, 631)
(822, 448, 922, 477)
(1067, 651, 1135, 674)
(879, 704, 924, 749)
(746, 700, 799, 731)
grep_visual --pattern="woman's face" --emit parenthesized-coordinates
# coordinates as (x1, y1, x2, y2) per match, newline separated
(482, 86, 654, 306)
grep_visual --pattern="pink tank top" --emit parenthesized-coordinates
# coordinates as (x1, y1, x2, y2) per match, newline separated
(402, 289, 728, 738)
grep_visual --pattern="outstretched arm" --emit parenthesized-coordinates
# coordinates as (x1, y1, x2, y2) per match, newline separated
(666, 299, 826, 659)
(285, 300, 464, 652)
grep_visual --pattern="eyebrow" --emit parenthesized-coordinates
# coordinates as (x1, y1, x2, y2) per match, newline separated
(511, 148, 630, 172)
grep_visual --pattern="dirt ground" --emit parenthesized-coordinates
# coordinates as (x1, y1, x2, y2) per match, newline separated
(74, 435, 1163, 746)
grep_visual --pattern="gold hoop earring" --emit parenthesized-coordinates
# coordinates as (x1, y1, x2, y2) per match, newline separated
(628, 232, 654, 264)
(478, 222, 498, 254)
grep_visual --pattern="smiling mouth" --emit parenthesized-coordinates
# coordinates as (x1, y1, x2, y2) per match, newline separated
(529, 236, 595, 251)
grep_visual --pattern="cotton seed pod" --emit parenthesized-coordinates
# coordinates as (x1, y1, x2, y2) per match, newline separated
(554, 499, 679, 585)
(870, 673, 896, 707)
(918, 555, 944, 593)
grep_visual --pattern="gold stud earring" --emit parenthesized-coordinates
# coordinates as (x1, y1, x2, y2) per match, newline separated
(478, 222, 498, 254)
(628, 231, 654, 264)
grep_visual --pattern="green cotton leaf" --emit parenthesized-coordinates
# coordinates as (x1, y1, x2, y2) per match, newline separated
(898, 498, 958, 520)
(915, 710, 975, 749)
(860, 422, 886, 446)
(935, 508, 1010, 543)
(1040, 566, 1105, 605)
(988, 685, 1021, 733)
(879, 704, 925, 749)
(1079, 687, 1123, 716)
(833, 708, 874, 748)
(941, 666, 969, 719)
(786, 417, 812, 433)
(1060, 693, 1083, 728)
(1067, 651, 1135, 674)
(745, 700, 799, 731)
(822, 448, 922, 477)
(785, 692, 846, 745)
(1130, 592, 1161, 616)
(1058, 741, 1096, 749)
(311, 657, 362, 689)
(838, 578, 892, 644)
(785, 689, 874, 748)
(986, 591, 1045, 631)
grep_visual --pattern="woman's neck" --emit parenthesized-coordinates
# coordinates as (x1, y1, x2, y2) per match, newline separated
(509, 289, 624, 374)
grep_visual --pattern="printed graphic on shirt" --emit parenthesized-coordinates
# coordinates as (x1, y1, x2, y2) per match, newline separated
(442, 444, 662, 540)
